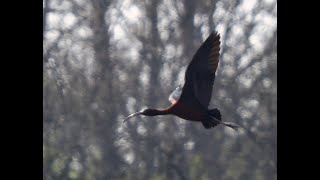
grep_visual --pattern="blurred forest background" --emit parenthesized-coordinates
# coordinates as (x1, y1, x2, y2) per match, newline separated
(43, 0, 277, 179)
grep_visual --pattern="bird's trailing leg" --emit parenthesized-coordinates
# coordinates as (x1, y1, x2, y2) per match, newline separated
(210, 116, 240, 131)
(206, 108, 240, 131)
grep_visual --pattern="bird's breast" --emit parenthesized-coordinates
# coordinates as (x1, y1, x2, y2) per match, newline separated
(170, 101, 206, 121)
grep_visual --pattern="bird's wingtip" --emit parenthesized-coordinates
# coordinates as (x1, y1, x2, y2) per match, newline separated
(209, 30, 221, 40)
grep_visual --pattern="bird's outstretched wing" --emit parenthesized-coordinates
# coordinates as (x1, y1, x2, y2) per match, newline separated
(180, 31, 221, 108)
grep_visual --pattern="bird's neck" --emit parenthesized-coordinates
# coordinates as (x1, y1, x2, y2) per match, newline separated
(154, 108, 171, 115)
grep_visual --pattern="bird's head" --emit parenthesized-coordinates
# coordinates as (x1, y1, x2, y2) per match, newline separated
(123, 108, 160, 123)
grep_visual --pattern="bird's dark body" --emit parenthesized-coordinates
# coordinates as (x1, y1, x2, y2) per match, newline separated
(169, 100, 206, 122)
(123, 31, 238, 130)
(167, 98, 222, 129)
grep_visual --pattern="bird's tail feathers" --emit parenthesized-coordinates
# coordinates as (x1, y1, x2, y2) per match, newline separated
(208, 108, 221, 121)
(208, 109, 240, 131)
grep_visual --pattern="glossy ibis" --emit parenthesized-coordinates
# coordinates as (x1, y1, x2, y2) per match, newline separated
(123, 31, 239, 130)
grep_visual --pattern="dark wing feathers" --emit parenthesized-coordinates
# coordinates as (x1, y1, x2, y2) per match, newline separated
(208, 37, 220, 73)
(179, 31, 221, 108)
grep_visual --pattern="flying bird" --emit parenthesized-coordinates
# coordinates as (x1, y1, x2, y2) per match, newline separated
(123, 31, 239, 130)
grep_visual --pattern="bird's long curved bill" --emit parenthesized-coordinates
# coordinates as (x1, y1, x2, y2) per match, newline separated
(123, 111, 142, 123)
